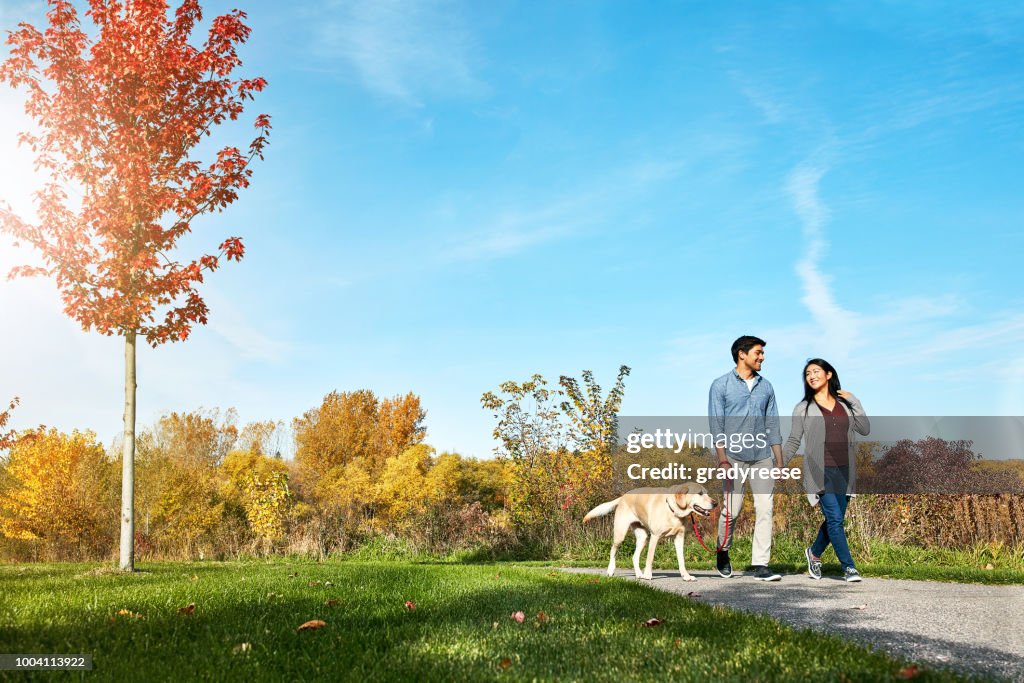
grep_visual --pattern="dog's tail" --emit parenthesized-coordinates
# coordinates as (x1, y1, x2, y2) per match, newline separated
(583, 498, 621, 523)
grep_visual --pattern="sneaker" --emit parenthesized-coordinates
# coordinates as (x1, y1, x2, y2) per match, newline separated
(751, 565, 782, 581)
(844, 567, 862, 583)
(716, 550, 732, 578)
(805, 548, 822, 580)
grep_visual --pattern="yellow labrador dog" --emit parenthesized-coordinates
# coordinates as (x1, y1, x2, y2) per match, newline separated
(583, 483, 717, 581)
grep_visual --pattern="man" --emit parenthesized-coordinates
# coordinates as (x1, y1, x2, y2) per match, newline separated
(708, 335, 784, 581)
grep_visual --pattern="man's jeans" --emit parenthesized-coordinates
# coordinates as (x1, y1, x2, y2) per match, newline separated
(810, 466, 856, 570)
(716, 456, 775, 566)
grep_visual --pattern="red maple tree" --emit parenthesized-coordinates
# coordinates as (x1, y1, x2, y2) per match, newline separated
(0, 0, 271, 570)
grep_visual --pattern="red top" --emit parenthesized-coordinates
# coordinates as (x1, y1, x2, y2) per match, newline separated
(817, 399, 850, 467)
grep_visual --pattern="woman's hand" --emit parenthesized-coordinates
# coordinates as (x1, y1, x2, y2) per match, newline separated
(836, 390, 853, 400)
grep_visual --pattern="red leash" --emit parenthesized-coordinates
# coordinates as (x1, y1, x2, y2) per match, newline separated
(691, 477, 732, 553)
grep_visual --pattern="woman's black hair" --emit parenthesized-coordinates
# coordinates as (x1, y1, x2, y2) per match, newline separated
(802, 358, 854, 414)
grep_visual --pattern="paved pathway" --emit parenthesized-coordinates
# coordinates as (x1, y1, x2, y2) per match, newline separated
(561, 567, 1024, 680)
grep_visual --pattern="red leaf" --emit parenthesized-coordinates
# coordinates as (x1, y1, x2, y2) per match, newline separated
(404, 600, 416, 611)
(510, 611, 525, 624)
(897, 665, 920, 679)
(177, 603, 196, 615)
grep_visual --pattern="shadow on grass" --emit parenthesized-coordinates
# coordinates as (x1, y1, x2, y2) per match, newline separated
(0, 562, 979, 683)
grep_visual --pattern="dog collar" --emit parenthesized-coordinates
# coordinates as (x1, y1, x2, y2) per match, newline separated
(666, 496, 687, 517)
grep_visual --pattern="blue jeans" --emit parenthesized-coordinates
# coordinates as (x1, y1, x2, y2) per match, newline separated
(810, 467, 855, 570)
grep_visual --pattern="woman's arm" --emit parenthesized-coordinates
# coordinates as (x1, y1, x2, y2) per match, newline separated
(839, 391, 870, 436)
(782, 402, 806, 464)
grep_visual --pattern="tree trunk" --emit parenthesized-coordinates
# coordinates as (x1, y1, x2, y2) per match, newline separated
(118, 330, 137, 571)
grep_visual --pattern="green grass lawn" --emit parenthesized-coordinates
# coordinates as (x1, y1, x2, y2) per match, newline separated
(0, 559, 976, 682)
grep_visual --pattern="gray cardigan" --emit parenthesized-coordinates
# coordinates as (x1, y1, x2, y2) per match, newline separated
(782, 392, 870, 505)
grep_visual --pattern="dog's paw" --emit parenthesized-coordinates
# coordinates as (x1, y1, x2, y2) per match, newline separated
(680, 574, 696, 582)
(606, 569, 616, 577)
(641, 571, 653, 581)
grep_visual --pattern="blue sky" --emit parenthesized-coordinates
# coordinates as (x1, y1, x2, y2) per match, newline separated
(1, 1, 1023, 458)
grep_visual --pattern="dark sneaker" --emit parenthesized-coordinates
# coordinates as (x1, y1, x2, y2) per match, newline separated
(716, 550, 732, 578)
(751, 565, 782, 581)
(805, 548, 822, 580)
(844, 567, 862, 583)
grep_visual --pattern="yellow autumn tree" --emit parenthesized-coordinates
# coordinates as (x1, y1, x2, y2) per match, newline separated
(219, 448, 292, 552)
(293, 390, 426, 513)
(375, 443, 434, 529)
(0, 428, 118, 559)
(135, 409, 237, 557)
(244, 470, 292, 552)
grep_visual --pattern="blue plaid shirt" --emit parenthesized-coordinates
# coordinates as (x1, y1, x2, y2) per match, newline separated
(708, 369, 782, 462)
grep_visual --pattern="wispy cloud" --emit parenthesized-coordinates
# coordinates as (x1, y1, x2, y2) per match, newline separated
(438, 157, 688, 264)
(785, 154, 860, 360)
(206, 295, 293, 363)
(315, 0, 484, 106)
(442, 198, 594, 263)
(730, 71, 786, 124)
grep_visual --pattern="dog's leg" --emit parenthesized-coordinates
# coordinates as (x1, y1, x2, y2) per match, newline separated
(643, 532, 660, 580)
(632, 526, 648, 579)
(674, 532, 695, 581)
(608, 514, 631, 577)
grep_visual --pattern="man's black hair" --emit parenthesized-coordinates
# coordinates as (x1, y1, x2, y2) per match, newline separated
(731, 335, 766, 363)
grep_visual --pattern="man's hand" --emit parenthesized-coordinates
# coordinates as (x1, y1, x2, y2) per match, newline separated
(716, 447, 730, 472)
(772, 444, 784, 469)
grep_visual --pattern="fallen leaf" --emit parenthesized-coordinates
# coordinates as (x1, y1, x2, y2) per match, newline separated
(850, 604, 867, 610)
(325, 599, 340, 607)
(984, 563, 994, 571)
(190, 575, 198, 582)
(686, 591, 702, 598)
(405, 600, 416, 611)
(324, 581, 334, 587)
(177, 603, 196, 616)
(642, 617, 663, 627)
(308, 581, 322, 587)
(297, 619, 327, 631)
(536, 611, 548, 623)
(495, 572, 502, 579)
(232, 642, 252, 655)
(587, 578, 601, 584)
(113, 608, 144, 620)
(547, 571, 559, 577)
(511, 611, 525, 624)
(288, 572, 299, 578)
(897, 665, 920, 679)
(498, 657, 513, 670)
(492, 621, 500, 630)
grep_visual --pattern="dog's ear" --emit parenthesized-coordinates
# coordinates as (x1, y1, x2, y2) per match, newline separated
(673, 490, 693, 510)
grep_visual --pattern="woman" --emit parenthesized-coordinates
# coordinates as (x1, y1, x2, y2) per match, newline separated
(783, 359, 870, 582)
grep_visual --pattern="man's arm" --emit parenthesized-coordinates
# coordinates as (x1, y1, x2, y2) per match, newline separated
(708, 380, 729, 468)
(766, 388, 784, 468)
